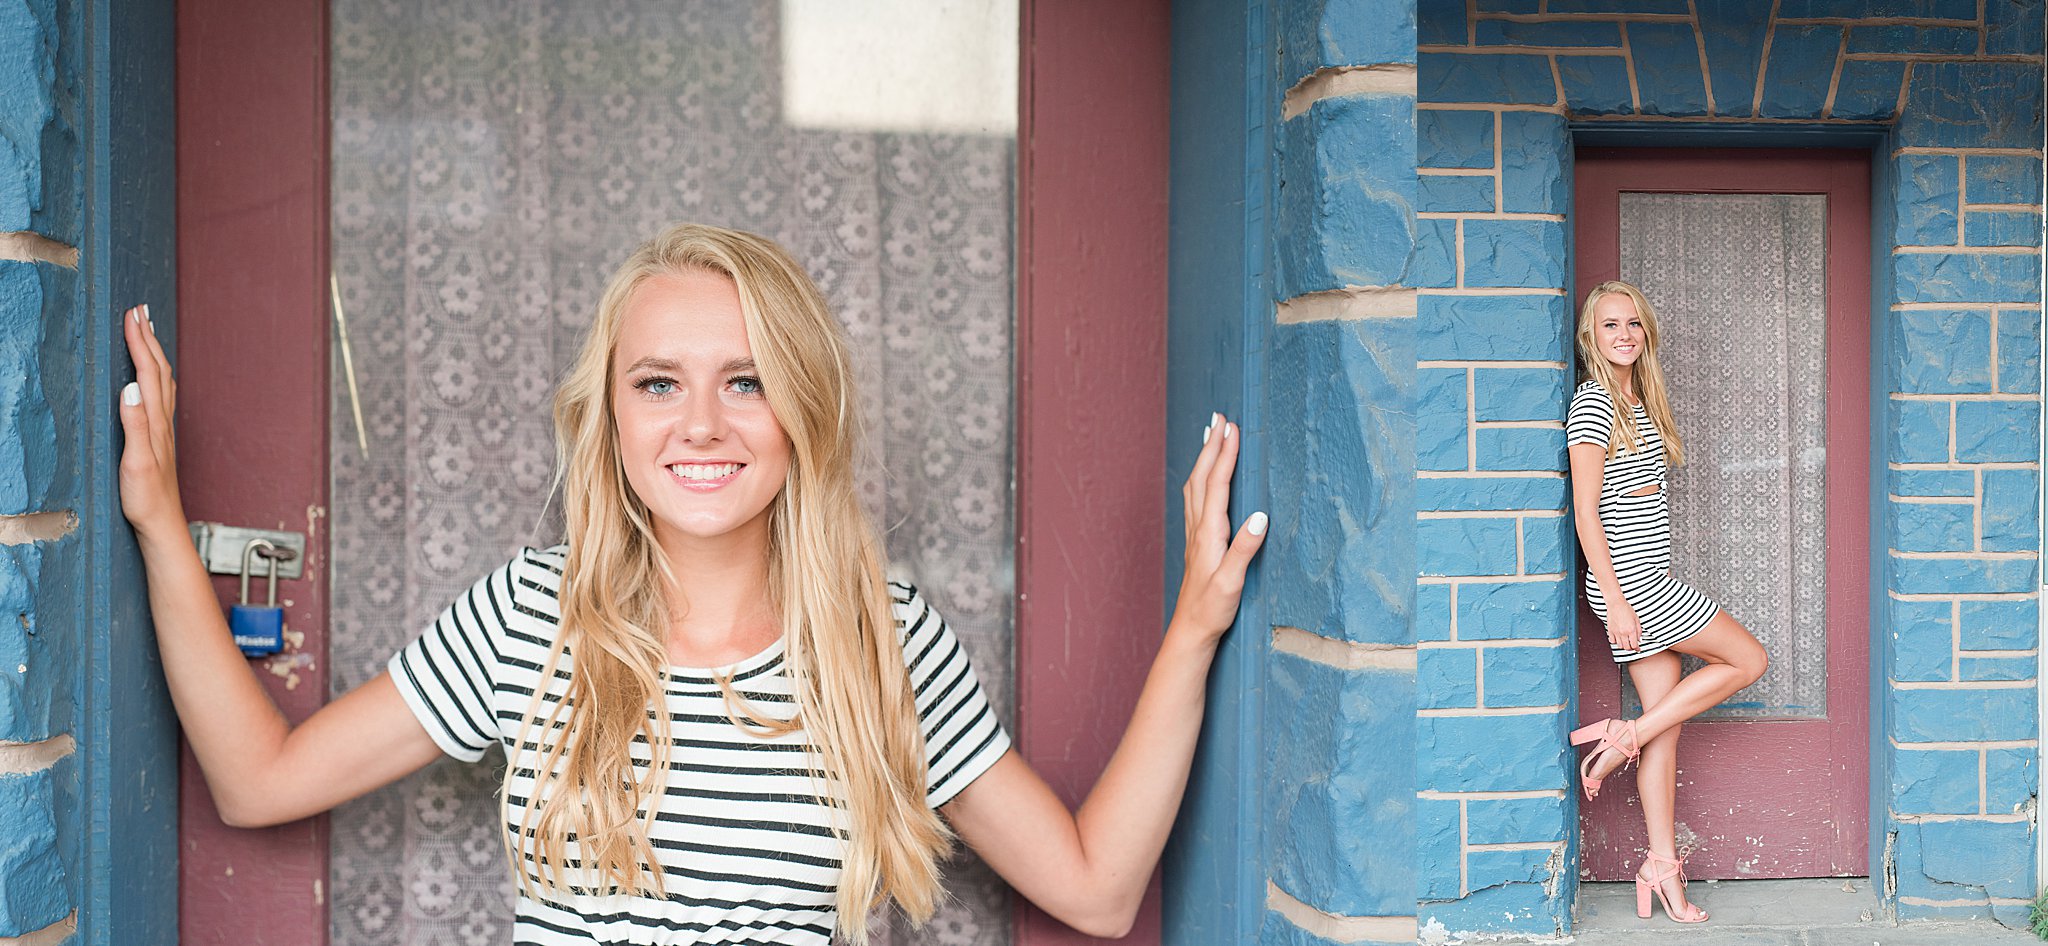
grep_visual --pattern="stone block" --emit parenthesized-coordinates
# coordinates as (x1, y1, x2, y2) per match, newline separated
(1412, 218, 1459, 289)
(1897, 61, 2044, 151)
(1462, 219, 1567, 289)
(1888, 399, 1951, 462)
(1557, 55, 1632, 116)
(1986, 0, 2046, 56)
(1476, 20, 1621, 48)
(1475, 426, 1564, 471)
(1417, 474, 1566, 513)
(1267, 319, 1419, 647)
(1965, 210, 2041, 249)
(1418, 293, 1569, 361)
(1967, 156, 2044, 205)
(1420, 645, 1479, 709)
(1985, 747, 2036, 814)
(1888, 468, 1974, 498)
(1521, 515, 1568, 575)
(0, 266, 51, 516)
(1418, 52, 1557, 106)
(1891, 555, 2037, 595)
(1259, 912, 1363, 946)
(1996, 310, 2039, 394)
(1893, 747, 1980, 815)
(1959, 655, 2032, 681)
(1832, 60, 1909, 121)
(1892, 154, 1961, 248)
(1281, 0, 1417, 83)
(1778, 0, 1977, 15)
(1628, 22, 1711, 117)
(1418, 711, 1565, 793)
(1417, 796, 1464, 900)
(1465, 846, 1557, 891)
(1980, 468, 2039, 553)
(1418, 109, 1494, 171)
(1420, 517, 1519, 576)
(1418, 367, 1468, 471)
(1891, 309, 1988, 393)
(0, 770, 67, 937)
(1419, 173, 1495, 214)
(1418, 0, 1469, 46)
(1960, 598, 2037, 650)
(1456, 579, 1570, 640)
(1696, 2, 1770, 117)
(1266, 658, 1417, 917)
(1846, 25, 1978, 56)
(1758, 25, 1842, 119)
(1953, 400, 2039, 462)
(1482, 641, 1566, 707)
(1464, 794, 1565, 846)
(1473, 367, 1566, 423)
(0, 2, 52, 233)
(1497, 111, 1567, 214)
(1916, 818, 2035, 898)
(1888, 499, 1974, 553)
(1419, 583, 1454, 642)
(1277, 95, 1418, 299)
(1891, 685, 2036, 742)
(1419, 879, 1560, 935)
(1889, 597, 1955, 683)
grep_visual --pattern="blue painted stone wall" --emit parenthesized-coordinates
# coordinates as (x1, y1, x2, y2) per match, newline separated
(0, 0, 78, 939)
(1256, 0, 1423, 943)
(1414, 0, 2047, 935)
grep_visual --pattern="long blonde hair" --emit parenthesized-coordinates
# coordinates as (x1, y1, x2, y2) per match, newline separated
(505, 223, 950, 938)
(1576, 280, 1685, 465)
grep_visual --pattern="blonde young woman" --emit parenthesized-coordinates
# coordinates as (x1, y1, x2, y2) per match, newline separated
(117, 224, 1268, 944)
(1566, 281, 1770, 925)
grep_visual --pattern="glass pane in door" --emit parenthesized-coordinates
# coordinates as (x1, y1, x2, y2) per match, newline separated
(328, 3, 1019, 944)
(1616, 192, 1829, 721)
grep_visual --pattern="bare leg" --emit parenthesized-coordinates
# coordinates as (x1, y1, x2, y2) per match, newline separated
(1628, 651, 1697, 916)
(1586, 610, 1767, 783)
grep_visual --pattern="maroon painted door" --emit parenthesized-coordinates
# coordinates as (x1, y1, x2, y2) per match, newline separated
(1573, 149, 1872, 880)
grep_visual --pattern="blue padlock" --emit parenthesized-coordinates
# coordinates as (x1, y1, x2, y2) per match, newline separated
(229, 538, 285, 657)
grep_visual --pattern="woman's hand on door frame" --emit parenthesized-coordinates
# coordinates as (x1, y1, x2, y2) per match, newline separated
(116, 304, 189, 544)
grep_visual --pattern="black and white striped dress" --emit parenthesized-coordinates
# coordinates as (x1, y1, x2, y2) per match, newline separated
(389, 546, 1011, 945)
(1568, 380, 1720, 662)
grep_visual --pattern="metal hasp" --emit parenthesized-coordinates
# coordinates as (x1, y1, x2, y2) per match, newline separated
(188, 521, 307, 580)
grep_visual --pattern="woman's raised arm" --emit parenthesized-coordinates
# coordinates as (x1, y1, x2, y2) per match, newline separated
(941, 413, 1265, 938)
(118, 305, 442, 827)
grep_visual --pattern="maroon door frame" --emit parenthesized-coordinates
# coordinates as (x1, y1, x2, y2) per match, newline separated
(1572, 149, 1873, 880)
(174, 2, 1171, 943)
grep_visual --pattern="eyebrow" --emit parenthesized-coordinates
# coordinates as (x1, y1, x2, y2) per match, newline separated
(620, 356, 756, 374)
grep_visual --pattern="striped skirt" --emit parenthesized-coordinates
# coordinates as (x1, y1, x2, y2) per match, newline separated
(1584, 487, 1719, 663)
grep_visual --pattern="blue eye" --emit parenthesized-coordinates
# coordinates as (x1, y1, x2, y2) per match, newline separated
(731, 376, 763, 396)
(635, 377, 677, 397)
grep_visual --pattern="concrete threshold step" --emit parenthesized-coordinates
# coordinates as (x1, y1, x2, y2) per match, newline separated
(1461, 878, 2040, 945)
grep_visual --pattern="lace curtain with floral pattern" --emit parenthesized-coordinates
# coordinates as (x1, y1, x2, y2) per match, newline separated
(328, 3, 1016, 943)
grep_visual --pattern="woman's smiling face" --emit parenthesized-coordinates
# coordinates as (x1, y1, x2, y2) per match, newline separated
(610, 270, 792, 552)
(1592, 291, 1646, 369)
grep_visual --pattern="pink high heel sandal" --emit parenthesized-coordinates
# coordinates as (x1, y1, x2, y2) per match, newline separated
(1636, 850, 1708, 923)
(1568, 718, 1640, 801)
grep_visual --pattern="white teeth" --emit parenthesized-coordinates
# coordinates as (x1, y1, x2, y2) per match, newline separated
(668, 462, 741, 481)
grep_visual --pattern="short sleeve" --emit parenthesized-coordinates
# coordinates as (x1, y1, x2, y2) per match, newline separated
(893, 583, 1012, 807)
(388, 557, 522, 763)
(1567, 382, 1615, 449)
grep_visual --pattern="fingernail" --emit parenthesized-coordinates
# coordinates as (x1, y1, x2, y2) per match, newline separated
(1211, 411, 1222, 426)
(1247, 511, 1268, 536)
(1202, 425, 1211, 444)
(128, 307, 141, 324)
(1223, 423, 1235, 439)
(122, 382, 140, 406)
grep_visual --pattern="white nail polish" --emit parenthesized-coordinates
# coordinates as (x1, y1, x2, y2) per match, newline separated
(1211, 411, 1222, 426)
(1202, 425, 1211, 444)
(1247, 511, 1268, 536)
(122, 382, 140, 406)
(1223, 423, 1235, 439)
